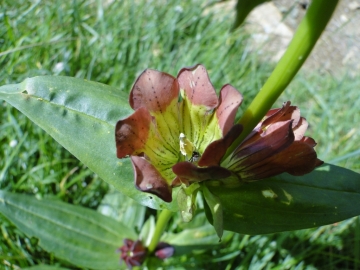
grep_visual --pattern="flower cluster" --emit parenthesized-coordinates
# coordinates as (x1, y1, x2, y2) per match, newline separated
(115, 65, 322, 202)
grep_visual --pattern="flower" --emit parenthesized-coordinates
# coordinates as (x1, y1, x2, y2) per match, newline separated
(154, 242, 175, 259)
(119, 239, 147, 268)
(115, 65, 322, 202)
(172, 101, 323, 184)
(118, 239, 174, 268)
(115, 64, 242, 202)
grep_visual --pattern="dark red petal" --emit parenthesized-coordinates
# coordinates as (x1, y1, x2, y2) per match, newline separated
(177, 64, 218, 108)
(129, 69, 179, 113)
(131, 156, 172, 202)
(262, 101, 300, 128)
(231, 120, 295, 168)
(115, 107, 151, 158)
(216, 84, 243, 135)
(233, 120, 294, 159)
(281, 142, 319, 175)
(172, 161, 231, 183)
(300, 136, 317, 147)
(240, 141, 320, 181)
(198, 124, 243, 167)
(123, 239, 134, 248)
(171, 176, 189, 187)
(155, 242, 175, 259)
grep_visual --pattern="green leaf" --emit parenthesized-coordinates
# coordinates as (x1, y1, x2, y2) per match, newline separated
(139, 215, 155, 247)
(202, 185, 223, 239)
(97, 187, 146, 231)
(0, 190, 136, 269)
(162, 223, 232, 256)
(0, 77, 177, 211)
(177, 183, 200, 222)
(206, 164, 360, 235)
(22, 266, 70, 270)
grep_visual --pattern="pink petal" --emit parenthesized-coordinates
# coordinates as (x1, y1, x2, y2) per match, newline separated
(198, 124, 243, 167)
(130, 69, 179, 113)
(131, 156, 172, 202)
(216, 84, 243, 135)
(262, 101, 301, 128)
(172, 161, 231, 184)
(115, 107, 151, 158)
(293, 117, 308, 141)
(177, 64, 218, 109)
(155, 242, 175, 259)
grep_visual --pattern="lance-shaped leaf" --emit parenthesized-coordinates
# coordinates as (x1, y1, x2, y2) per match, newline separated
(205, 164, 360, 235)
(0, 191, 136, 269)
(0, 77, 178, 211)
(23, 266, 70, 270)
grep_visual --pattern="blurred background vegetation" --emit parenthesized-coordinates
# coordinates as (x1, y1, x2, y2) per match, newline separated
(1, 0, 359, 269)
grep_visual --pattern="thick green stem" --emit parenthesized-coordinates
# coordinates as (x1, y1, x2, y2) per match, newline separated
(147, 209, 173, 253)
(223, 0, 339, 160)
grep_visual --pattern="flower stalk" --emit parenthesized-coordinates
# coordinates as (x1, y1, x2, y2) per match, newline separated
(223, 0, 339, 160)
(148, 209, 173, 253)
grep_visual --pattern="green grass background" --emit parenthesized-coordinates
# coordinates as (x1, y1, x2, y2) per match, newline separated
(1, 0, 359, 269)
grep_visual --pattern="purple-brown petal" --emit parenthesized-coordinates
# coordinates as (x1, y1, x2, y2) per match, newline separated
(232, 120, 295, 165)
(172, 161, 231, 184)
(198, 124, 243, 167)
(240, 141, 320, 180)
(216, 84, 243, 135)
(131, 156, 172, 202)
(155, 242, 175, 259)
(177, 64, 218, 109)
(115, 107, 151, 158)
(226, 121, 296, 180)
(129, 69, 179, 113)
(300, 136, 317, 147)
(119, 239, 147, 269)
(262, 101, 301, 128)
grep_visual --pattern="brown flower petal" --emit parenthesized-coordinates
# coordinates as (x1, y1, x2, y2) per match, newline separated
(300, 136, 317, 147)
(239, 141, 320, 180)
(230, 120, 295, 170)
(129, 69, 179, 113)
(262, 101, 300, 128)
(198, 124, 243, 167)
(154, 242, 175, 259)
(172, 161, 231, 184)
(233, 120, 294, 162)
(177, 64, 218, 108)
(131, 156, 172, 202)
(216, 84, 243, 135)
(119, 239, 147, 269)
(115, 107, 151, 158)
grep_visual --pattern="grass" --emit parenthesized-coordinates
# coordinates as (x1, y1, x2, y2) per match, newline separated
(1, 0, 359, 269)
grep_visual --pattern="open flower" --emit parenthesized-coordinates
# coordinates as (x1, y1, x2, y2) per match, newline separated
(115, 65, 322, 202)
(119, 239, 147, 269)
(115, 64, 242, 202)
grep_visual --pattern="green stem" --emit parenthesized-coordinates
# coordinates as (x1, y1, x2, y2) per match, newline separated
(147, 209, 173, 253)
(223, 0, 339, 160)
